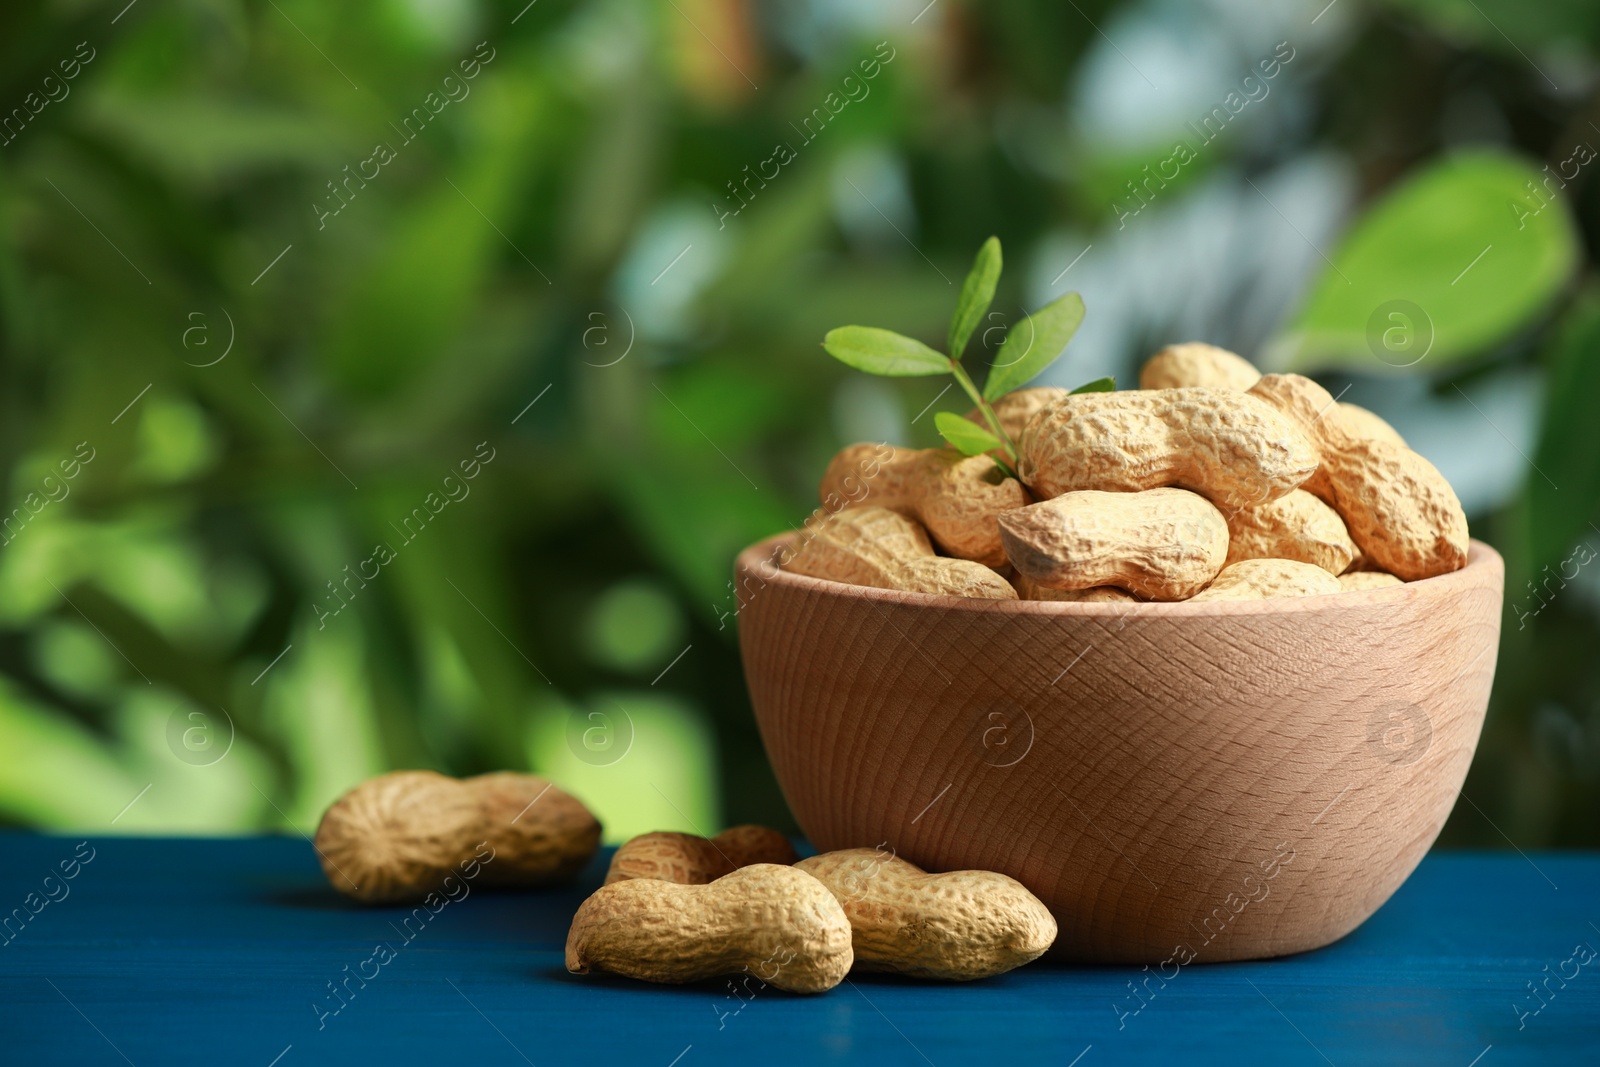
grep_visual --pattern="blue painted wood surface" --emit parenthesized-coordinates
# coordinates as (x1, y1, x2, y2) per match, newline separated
(1, 835, 1596, 1065)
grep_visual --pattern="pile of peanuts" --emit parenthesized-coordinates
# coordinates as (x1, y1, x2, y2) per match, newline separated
(316, 772, 1056, 993)
(789, 343, 1469, 603)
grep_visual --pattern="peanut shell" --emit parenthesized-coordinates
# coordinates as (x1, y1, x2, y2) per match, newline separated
(565, 864, 853, 994)
(1223, 489, 1357, 575)
(796, 849, 1057, 981)
(787, 507, 1017, 600)
(1019, 388, 1317, 509)
(1011, 573, 1139, 603)
(314, 770, 600, 904)
(1139, 342, 1261, 390)
(1338, 570, 1404, 592)
(998, 488, 1228, 601)
(966, 387, 1069, 444)
(470, 772, 604, 889)
(1339, 403, 1407, 448)
(1248, 374, 1467, 580)
(819, 444, 1029, 566)
(605, 826, 798, 885)
(1139, 348, 1399, 446)
(1189, 558, 1342, 602)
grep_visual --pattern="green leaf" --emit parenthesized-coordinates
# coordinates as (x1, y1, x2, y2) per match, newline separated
(948, 237, 1002, 358)
(934, 411, 1001, 457)
(822, 326, 950, 377)
(982, 292, 1086, 400)
(1377, 0, 1593, 58)
(1274, 151, 1579, 374)
(1070, 376, 1116, 394)
(1525, 291, 1600, 575)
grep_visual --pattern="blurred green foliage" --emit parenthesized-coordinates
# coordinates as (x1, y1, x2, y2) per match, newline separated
(1281, 152, 1579, 371)
(0, 0, 1596, 847)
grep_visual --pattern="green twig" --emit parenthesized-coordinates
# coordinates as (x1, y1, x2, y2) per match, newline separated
(947, 359, 1019, 465)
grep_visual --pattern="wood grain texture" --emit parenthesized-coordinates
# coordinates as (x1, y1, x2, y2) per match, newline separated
(736, 536, 1503, 963)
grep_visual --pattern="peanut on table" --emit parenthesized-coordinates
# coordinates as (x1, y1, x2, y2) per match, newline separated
(566, 829, 1059, 989)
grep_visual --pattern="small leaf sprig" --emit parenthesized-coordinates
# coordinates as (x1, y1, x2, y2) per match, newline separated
(821, 237, 1108, 481)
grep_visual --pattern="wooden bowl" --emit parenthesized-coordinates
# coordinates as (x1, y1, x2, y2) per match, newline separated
(735, 536, 1502, 963)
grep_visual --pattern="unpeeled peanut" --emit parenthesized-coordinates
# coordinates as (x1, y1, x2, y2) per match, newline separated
(796, 849, 1057, 981)
(1019, 388, 1317, 509)
(1139, 342, 1261, 391)
(1339, 403, 1406, 448)
(1012, 573, 1139, 603)
(998, 488, 1228, 601)
(819, 444, 1029, 566)
(1248, 374, 1468, 581)
(966, 386, 1069, 444)
(788, 507, 1017, 600)
(565, 864, 853, 993)
(1223, 489, 1357, 575)
(314, 770, 601, 904)
(605, 826, 798, 885)
(1344, 551, 1381, 573)
(1339, 570, 1404, 592)
(1137, 347, 1405, 448)
(1189, 558, 1342, 602)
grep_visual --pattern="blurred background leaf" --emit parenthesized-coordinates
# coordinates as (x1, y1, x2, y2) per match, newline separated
(1276, 152, 1580, 372)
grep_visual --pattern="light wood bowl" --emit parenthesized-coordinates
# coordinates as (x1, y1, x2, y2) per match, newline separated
(735, 536, 1502, 963)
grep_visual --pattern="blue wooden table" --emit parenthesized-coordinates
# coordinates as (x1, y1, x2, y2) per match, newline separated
(2, 835, 1596, 1065)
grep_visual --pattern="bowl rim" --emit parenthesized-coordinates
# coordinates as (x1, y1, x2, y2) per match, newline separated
(733, 534, 1503, 618)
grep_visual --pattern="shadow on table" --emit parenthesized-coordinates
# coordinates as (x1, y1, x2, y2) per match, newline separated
(262, 884, 369, 911)
(539, 967, 1058, 993)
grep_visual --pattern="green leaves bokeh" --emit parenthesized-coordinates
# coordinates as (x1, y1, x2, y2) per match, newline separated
(0, 0, 1596, 849)
(1282, 152, 1580, 372)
